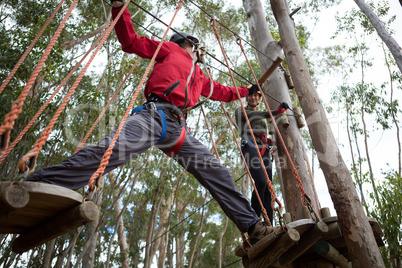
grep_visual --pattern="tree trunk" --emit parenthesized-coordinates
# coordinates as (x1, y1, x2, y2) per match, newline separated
(188, 192, 208, 268)
(43, 238, 56, 268)
(218, 216, 229, 268)
(113, 192, 130, 268)
(143, 194, 159, 268)
(353, 0, 402, 73)
(81, 191, 102, 268)
(242, 0, 320, 221)
(269, 0, 385, 266)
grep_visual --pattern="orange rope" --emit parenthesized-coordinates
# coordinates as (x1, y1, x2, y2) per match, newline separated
(236, 38, 312, 207)
(0, 0, 65, 95)
(219, 102, 271, 226)
(200, 105, 220, 162)
(18, 1, 131, 174)
(0, 29, 105, 168)
(74, 57, 142, 154)
(210, 18, 283, 213)
(0, 0, 79, 154)
(88, 0, 184, 191)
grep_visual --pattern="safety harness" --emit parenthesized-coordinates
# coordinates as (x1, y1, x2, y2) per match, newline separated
(130, 94, 187, 157)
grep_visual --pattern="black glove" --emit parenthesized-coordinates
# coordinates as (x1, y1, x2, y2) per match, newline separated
(276, 102, 289, 114)
(247, 84, 263, 96)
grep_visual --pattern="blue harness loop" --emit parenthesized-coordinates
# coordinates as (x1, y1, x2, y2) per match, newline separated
(130, 103, 167, 144)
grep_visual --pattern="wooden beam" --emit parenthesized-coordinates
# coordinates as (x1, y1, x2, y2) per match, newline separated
(12, 201, 98, 253)
(320, 207, 331, 219)
(0, 183, 29, 219)
(258, 56, 283, 84)
(278, 221, 329, 265)
(248, 227, 284, 260)
(315, 240, 352, 268)
(250, 229, 300, 267)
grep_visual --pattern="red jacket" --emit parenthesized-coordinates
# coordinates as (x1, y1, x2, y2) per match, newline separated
(111, 8, 248, 110)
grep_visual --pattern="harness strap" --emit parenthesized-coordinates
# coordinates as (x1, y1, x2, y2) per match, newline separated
(130, 105, 166, 144)
(166, 126, 186, 157)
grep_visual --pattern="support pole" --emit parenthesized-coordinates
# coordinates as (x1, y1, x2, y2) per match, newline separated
(278, 221, 328, 265)
(250, 229, 300, 267)
(258, 56, 283, 84)
(315, 240, 352, 268)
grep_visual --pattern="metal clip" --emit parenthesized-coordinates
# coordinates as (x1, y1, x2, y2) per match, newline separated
(145, 102, 157, 110)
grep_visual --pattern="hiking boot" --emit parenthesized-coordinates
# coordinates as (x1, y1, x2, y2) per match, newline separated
(247, 221, 273, 244)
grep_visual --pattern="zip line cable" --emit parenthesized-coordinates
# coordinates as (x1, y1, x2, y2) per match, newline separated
(104, 0, 302, 116)
(138, 172, 247, 252)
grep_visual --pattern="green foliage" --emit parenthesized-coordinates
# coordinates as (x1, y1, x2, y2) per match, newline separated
(369, 171, 402, 267)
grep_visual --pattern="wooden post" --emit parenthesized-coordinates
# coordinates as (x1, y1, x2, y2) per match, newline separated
(320, 207, 331, 219)
(12, 201, 99, 253)
(284, 72, 294, 89)
(250, 229, 300, 267)
(248, 227, 284, 260)
(315, 240, 352, 268)
(258, 56, 283, 84)
(293, 107, 305, 128)
(280, 113, 289, 128)
(302, 206, 311, 219)
(278, 221, 329, 265)
(283, 212, 292, 223)
(0, 183, 29, 219)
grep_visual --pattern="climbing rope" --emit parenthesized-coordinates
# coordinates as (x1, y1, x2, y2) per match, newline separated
(0, 0, 66, 95)
(200, 106, 221, 162)
(0, 0, 79, 154)
(0, 29, 104, 168)
(87, 0, 184, 192)
(17, 0, 131, 174)
(74, 56, 143, 154)
(211, 18, 283, 215)
(219, 102, 272, 226)
(235, 37, 312, 208)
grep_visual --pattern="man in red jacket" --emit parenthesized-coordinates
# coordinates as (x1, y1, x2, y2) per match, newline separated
(28, 0, 272, 243)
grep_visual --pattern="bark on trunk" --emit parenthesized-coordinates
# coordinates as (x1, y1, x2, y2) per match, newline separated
(43, 238, 56, 268)
(188, 193, 208, 268)
(218, 216, 229, 268)
(242, 0, 320, 220)
(270, 0, 385, 266)
(81, 191, 102, 268)
(113, 194, 130, 268)
(353, 0, 402, 73)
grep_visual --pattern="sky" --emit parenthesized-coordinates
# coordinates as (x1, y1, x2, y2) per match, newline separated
(292, 0, 402, 214)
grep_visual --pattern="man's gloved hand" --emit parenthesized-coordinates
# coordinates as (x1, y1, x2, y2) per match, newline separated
(247, 84, 263, 96)
(276, 102, 289, 114)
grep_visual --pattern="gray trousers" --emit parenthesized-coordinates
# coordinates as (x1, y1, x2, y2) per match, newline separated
(28, 109, 259, 232)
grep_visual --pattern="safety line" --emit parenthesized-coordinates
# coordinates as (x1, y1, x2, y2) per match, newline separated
(138, 172, 248, 252)
(120, 0, 301, 117)
(200, 106, 221, 162)
(219, 101, 271, 226)
(211, 18, 283, 214)
(88, 0, 184, 191)
(17, 1, 131, 174)
(0, 0, 66, 95)
(0, 0, 79, 154)
(74, 56, 143, 154)
(0, 30, 104, 167)
(236, 38, 312, 207)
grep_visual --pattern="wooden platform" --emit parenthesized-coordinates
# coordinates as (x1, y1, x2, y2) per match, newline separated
(235, 217, 384, 268)
(0, 181, 98, 253)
